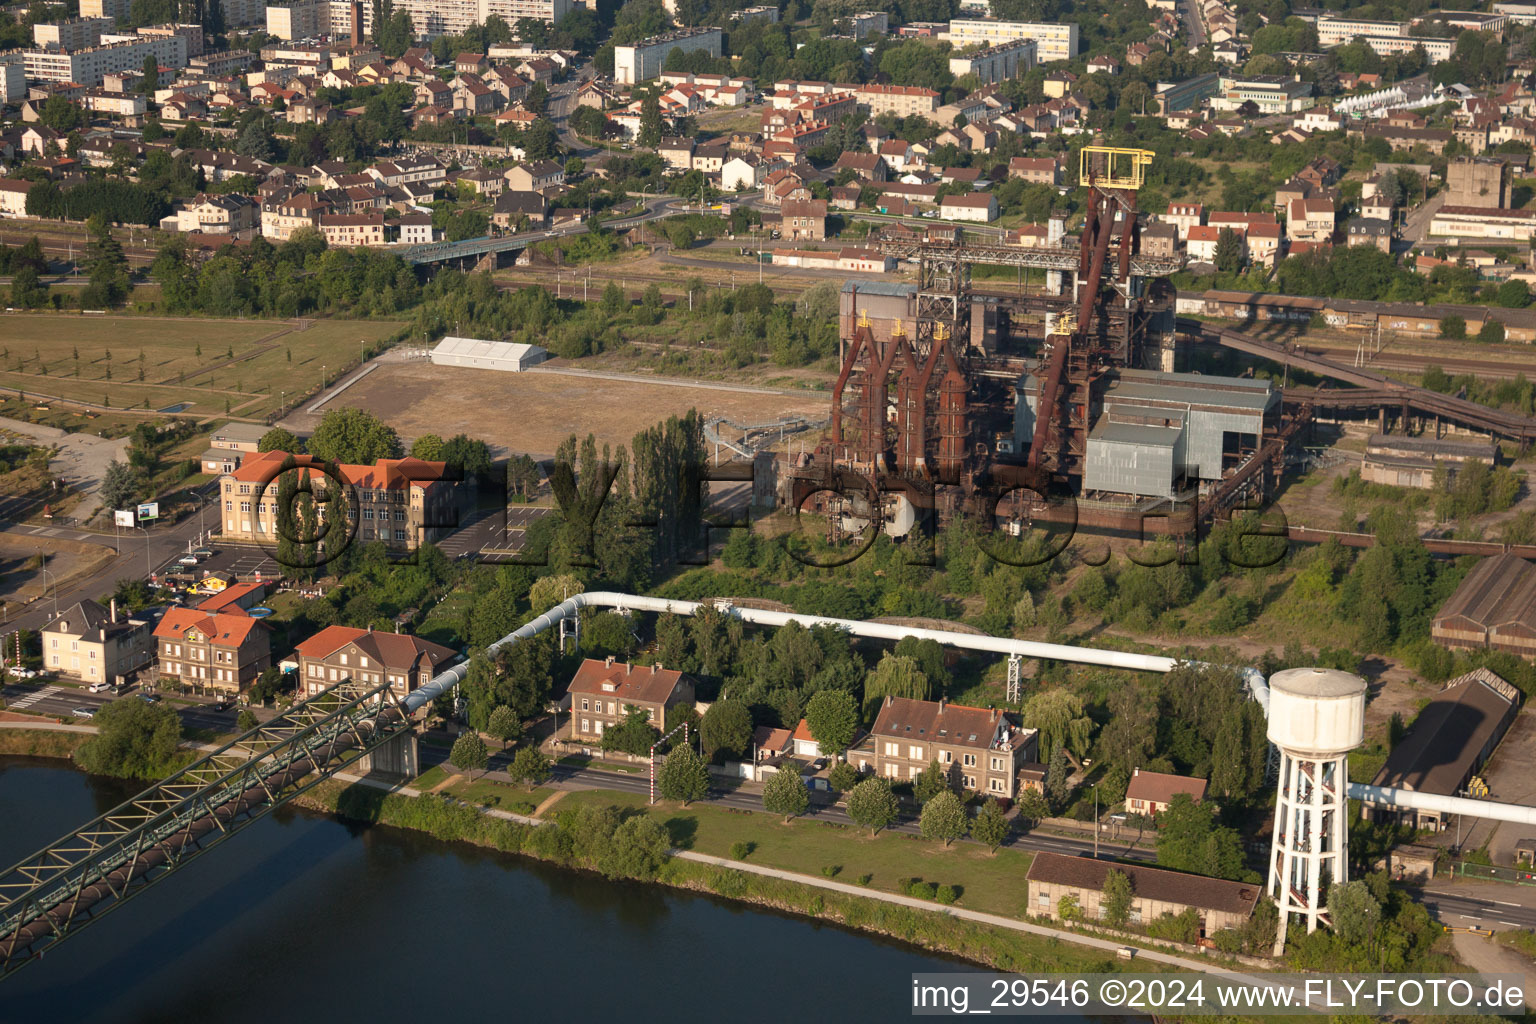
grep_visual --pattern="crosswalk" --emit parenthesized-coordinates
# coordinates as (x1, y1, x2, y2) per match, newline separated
(8, 685, 60, 709)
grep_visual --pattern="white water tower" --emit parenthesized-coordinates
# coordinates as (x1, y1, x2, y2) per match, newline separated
(1266, 667, 1367, 953)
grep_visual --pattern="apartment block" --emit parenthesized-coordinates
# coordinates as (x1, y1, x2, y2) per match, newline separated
(567, 657, 696, 744)
(852, 696, 1039, 799)
(220, 449, 463, 550)
(24, 34, 188, 87)
(33, 17, 113, 50)
(265, 0, 328, 39)
(946, 19, 1078, 63)
(79, 0, 131, 19)
(948, 37, 1037, 84)
(854, 83, 940, 117)
(42, 599, 153, 685)
(614, 27, 722, 85)
(153, 607, 272, 693)
(295, 624, 459, 699)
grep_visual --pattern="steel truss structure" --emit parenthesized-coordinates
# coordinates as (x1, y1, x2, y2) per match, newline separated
(0, 679, 414, 979)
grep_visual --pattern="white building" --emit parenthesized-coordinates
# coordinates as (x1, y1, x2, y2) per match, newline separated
(949, 37, 1037, 84)
(429, 336, 550, 371)
(24, 34, 189, 87)
(945, 19, 1078, 62)
(33, 17, 112, 50)
(614, 27, 722, 85)
(0, 53, 26, 106)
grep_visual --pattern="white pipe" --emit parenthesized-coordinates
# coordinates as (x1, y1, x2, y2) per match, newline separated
(404, 592, 1534, 828)
(1348, 782, 1536, 826)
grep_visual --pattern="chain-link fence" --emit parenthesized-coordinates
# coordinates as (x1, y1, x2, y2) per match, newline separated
(1456, 862, 1536, 885)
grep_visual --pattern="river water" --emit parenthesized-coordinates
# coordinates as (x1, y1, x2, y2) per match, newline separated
(0, 757, 975, 1023)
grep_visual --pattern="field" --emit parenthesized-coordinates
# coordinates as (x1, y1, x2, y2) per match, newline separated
(318, 361, 831, 457)
(0, 314, 409, 421)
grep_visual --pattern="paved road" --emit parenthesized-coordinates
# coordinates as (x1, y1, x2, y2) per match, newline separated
(417, 741, 1157, 862)
(1179, 0, 1206, 46)
(1, 679, 239, 733)
(1400, 191, 1446, 249)
(0, 510, 207, 638)
(1418, 885, 1536, 931)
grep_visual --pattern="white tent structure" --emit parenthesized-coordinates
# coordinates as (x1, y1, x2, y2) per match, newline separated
(429, 336, 549, 372)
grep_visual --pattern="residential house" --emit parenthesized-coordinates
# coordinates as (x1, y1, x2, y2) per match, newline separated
(833, 150, 887, 181)
(504, 159, 564, 194)
(658, 136, 696, 171)
(396, 212, 435, 244)
(153, 607, 272, 694)
(171, 192, 258, 234)
(1348, 217, 1392, 252)
(41, 599, 153, 685)
(319, 212, 386, 246)
(490, 191, 548, 230)
(1163, 201, 1203, 238)
(1008, 156, 1058, 184)
(852, 696, 1039, 799)
(940, 192, 999, 222)
(1124, 767, 1208, 818)
(780, 197, 827, 240)
(0, 178, 34, 216)
(722, 152, 767, 191)
(295, 625, 459, 699)
(567, 657, 696, 744)
(1288, 196, 1336, 243)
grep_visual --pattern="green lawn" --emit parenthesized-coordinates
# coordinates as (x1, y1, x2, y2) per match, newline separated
(444, 774, 553, 813)
(0, 314, 408, 419)
(553, 789, 1035, 916)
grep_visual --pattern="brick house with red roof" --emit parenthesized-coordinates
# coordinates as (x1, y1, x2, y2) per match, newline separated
(153, 607, 272, 693)
(294, 625, 459, 699)
(567, 657, 695, 743)
(218, 449, 464, 553)
(853, 696, 1038, 799)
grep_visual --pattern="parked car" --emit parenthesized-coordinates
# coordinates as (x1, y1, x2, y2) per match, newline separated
(191, 548, 213, 559)
(70, 706, 96, 719)
(139, 693, 162, 703)
(88, 680, 111, 693)
(177, 555, 200, 567)
(211, 699, 232, 712)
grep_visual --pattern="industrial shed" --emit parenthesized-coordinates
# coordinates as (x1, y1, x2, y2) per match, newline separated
(1101, 369, 1277, 480)
(429, 336, 550, 372)
(1083, 408, 1187, 499)
(1361, 432, 1498, 489)
(1432, 553, 1536, 657)
(1365, 668, 1521, 830)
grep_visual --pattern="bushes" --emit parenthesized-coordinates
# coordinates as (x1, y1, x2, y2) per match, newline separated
(730, 840, 753, 860)
(905, 878, 962, 904)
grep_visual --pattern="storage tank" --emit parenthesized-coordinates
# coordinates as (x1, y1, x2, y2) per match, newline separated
(1265, 667, 1366, 755)
(1265, 667, 1367, 954)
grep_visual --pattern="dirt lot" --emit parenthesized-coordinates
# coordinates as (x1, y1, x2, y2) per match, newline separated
(1480, 711, 1536, 864)
(0, 530, 114, 612)
(315, 361, 832, 457)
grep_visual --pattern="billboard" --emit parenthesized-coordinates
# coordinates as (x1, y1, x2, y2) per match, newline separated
(137, 502, 160, 521)
(114, 510, 136, 527)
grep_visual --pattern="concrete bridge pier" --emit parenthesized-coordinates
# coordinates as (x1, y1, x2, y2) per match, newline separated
(358, 731, 419, 779)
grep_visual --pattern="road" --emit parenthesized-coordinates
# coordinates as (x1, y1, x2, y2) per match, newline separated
(1417, 885, 1536, 932)
(545, 63, 601, 163)
(1399, 191, 1446, 249)
(1, 679, 239, 733)
(0, 509, 208, 640)
(417, 741, 1157, 862)
(1179, 0, 1205, 46)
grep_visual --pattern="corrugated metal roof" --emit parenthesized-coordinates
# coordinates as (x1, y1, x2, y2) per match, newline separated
(1107, 378, 1276, 414)
(1090, 420, 1181, 448)
(841, 280, 915, 297)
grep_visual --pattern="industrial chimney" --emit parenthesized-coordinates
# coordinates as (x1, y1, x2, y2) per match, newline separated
(1265, 667, 1367, 955)
(350, 0, 363, 47)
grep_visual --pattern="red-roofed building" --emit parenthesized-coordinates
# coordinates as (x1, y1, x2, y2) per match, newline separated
(153, 607, 272, 693)
(852, 696, 1038, 799)
(294, 625, 459, 698)
(566, 657, 696, 744)
(195, 580, 269, 614)
(1125, 767, 1208, 818)
(219, 450, 464, 552)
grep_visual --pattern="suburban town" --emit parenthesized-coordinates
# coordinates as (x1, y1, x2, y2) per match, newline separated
(4, 0, 1536, 1017)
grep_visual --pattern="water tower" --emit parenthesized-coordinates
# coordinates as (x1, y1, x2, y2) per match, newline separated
(1266, 667, 1367, 953)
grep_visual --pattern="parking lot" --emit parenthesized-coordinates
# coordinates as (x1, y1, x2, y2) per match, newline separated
(152, 543, 283, 583)
(435, 505, 551, 562)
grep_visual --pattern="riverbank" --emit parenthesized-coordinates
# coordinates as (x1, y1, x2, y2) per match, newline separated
(294, 776, 1269, 977)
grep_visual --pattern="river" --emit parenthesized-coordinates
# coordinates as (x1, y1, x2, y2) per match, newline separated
(0, 757, 975, 1022)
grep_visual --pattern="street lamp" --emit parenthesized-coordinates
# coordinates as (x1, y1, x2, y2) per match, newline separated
(321, 364, 327, 390)
(39, 567, 57, 619)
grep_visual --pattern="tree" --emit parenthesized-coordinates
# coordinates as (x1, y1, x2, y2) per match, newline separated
(1214, 226, 1244, 274)
(762, 765, 811, 820)
(509, 746, 551, 790)
(449, 731, 489, 777)
(1056, 892, 1083, 922)
(599, 815, 670, 880)
(75, 698, 183, 778)
(914, 757, 956, 803)
(1102, 868, 1134, 928)
(657, 744, 709, 805)
(828, 761, 862, 793)
(919, 790, 966, 847)
(140, 53, 160, 95)
(236, 708, 259, 732)
(802, 688, 857, 755)
(1497, 279, 1531, 309)
(1016, 787, 1050, 824)
(637, 95, 663, 147)
(1024, 688, 1094, 759)
(9, 266, 47, 309)
(699, 697, 753, 761)
(1478, 319, 1507, 344)
(307, 407, 402, 464)
(100, 459, 139, 512)
(601, 705, 659, 756)
(862, 652, 930, 718)
(846, 777, 899, 835)
(1327, 878, 1382, 948)
(970, 798, 1011, 851)
(236, 118, 275, 162)
(1045, 746, 1071, 811)
(486, 705, 522, 749)
(410, 433, 445, 460)
(258, 427, 302, 453)
(1155, 793, 1246, 880)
